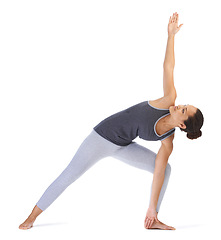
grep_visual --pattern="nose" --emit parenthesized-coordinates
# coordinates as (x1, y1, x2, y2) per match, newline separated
(177, 105, 186, 111)
(176, 105, 182, 111)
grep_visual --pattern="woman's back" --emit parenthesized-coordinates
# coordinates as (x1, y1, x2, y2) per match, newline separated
(93, 100, 176, 146)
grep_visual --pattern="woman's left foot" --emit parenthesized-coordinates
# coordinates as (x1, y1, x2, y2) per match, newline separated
(19, 216, 36, 230)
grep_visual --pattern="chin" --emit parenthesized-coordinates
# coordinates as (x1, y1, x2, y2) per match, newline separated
(169, 105, 174, 114)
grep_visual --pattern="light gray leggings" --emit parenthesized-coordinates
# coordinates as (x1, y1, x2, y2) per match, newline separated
(36, 129, 171, 213)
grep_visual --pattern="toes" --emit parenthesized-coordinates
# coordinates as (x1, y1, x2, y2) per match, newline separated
(19, 226, 31, 230)
(167, 226, 176, 230)
(19, 226, 27, 230)
(19, 225, 27, 229)
(19, 223, 32, 230)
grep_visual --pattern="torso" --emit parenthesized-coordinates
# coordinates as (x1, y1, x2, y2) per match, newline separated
(94, 96, 176, 146)
(149, 96, 175, 137)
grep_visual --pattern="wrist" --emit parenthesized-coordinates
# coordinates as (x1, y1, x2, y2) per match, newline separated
(168, 34, 175, 39)
(149, 204, 157, 211)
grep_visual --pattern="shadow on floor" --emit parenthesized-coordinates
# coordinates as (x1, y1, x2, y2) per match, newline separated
(175, 223, 205, 229)
(34, 222, 68, 228)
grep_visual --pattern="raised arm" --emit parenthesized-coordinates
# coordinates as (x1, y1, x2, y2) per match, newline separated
(163, 12, 183, 99)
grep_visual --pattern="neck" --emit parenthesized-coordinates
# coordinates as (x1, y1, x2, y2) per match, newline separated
(161, 114, 177, 131)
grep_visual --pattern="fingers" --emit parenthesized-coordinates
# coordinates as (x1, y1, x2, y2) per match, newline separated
(145, 217, 154, 229)
(176, 13, 179, 23)
(150, 219, 154, 228)
(169, 12, 179, 23)
(145, 218, 150, 228)
(174, 13, 178, 23)
(144, 218, 147, 227)
(144, 217, 148, 228)
(147, 219, 151, 229)
(169, 16, 172, 24)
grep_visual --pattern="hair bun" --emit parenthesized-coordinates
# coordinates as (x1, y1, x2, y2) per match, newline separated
(187, 130, 202, 140)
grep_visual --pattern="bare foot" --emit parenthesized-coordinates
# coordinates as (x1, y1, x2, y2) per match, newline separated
(19, 216, 36, 230)
(146, 219, 176, 230)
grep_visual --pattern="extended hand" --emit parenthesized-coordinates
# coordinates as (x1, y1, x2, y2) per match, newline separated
(144, 207, 159, 229)
(168, 12, 183, 36)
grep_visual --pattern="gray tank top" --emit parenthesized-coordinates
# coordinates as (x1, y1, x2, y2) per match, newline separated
(93, 100, 175, 146)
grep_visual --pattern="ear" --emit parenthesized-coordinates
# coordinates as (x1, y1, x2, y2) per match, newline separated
(178, 123, 186, 129)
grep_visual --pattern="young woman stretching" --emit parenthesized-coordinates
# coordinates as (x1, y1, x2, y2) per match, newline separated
(19, 12, 204, 230)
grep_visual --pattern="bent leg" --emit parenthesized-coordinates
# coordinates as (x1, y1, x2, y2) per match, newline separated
(111, 142, 171, 212)
(36, 130, 121, 211)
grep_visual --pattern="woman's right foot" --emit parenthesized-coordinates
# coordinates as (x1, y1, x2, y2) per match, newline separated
(19, 216, 36, 230)
(147, 219, 176, 230)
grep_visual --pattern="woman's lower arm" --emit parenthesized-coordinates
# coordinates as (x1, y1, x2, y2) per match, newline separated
(149, 171, 165, 210)
(149, 143, 172, 210)
(163, 35, 175, 69)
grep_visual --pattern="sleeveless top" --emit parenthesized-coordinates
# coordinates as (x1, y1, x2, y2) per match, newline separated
(93, 100, 176, 146)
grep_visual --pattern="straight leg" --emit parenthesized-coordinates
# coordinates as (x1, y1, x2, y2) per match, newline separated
(19, 129, 121, 229)
(36, 130, 121, 211)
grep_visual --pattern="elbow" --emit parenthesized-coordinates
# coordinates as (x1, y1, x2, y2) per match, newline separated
(163, 63, 175, 70)
(171, 88, 177, 100)
(166, 144, 173, 156)
(161, 139, 174, 155)
(154, 168, 166, 179)
(167, 90, 177, 102)
(154, 169, 166, 176)
(174, 89, 177, 99)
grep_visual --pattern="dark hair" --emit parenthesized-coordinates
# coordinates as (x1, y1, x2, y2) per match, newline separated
(179, 108, 204, 140)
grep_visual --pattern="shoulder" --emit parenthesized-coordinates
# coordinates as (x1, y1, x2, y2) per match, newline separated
(149, 95, 176, 109)
(161, 132, 175, 152)
(160, 132, 175, 156)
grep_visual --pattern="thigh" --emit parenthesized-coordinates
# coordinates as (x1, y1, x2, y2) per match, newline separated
(111, 142, 157, 173)
(62, 129, 121, 177)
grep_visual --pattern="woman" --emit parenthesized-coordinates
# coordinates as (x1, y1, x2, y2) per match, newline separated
(19, 12, 204, 230)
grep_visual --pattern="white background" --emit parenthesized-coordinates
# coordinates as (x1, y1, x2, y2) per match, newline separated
(0, 0, 220, 239)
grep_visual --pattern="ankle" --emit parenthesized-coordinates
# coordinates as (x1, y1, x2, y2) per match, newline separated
(29, 205, 43, 220)
(28, 214, 37, 221)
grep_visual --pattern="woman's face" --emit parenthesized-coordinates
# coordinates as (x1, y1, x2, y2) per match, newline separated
(169, 104, 198, 129)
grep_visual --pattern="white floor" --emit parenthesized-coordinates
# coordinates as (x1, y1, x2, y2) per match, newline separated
(10, 217, 217, 240)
